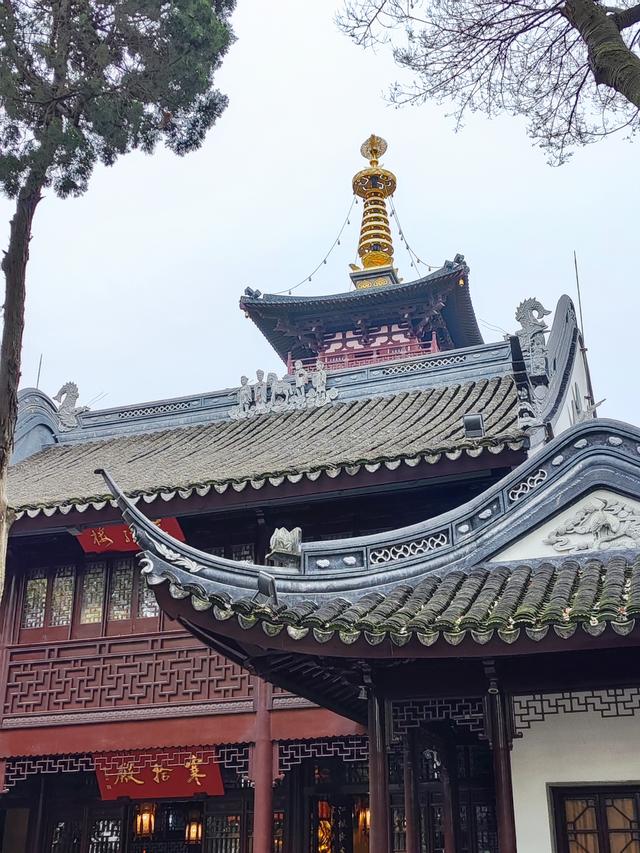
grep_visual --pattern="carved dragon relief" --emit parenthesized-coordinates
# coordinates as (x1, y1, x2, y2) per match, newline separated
(543, 497, 640, 553)
(53, 382, 89, 431)
(515, 298, 551, 379)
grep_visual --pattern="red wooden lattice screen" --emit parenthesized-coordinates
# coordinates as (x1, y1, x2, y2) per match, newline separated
(2, 632, 254, 724)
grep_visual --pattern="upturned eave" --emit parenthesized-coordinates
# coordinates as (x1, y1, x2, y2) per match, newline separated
(240, 261, 483, 363)
(102, 419, 640, 659)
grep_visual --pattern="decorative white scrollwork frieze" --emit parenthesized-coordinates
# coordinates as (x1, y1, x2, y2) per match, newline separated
(513, 689, 640, 733)
(508, 468, 548, 503)
(369, 531, 449, 565)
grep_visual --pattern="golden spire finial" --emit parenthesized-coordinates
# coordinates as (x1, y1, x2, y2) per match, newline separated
(352, 134, 397, 275)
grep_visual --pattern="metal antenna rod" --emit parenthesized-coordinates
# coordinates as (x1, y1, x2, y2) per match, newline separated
(573, 250, 586, 340)
(35, 353, 43, 390)
(573, 250, 598, 410)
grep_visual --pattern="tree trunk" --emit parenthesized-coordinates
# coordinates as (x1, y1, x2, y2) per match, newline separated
(565, 0, 640, 108)
(0, 172, 45, 597)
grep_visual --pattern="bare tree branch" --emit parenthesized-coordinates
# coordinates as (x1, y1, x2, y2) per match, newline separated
(338, 0, 640, 163)
(612, 3, 640, 29)
(564, 0, 640, 106)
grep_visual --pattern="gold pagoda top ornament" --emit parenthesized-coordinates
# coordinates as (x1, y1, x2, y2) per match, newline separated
(350, 134, 398, 289)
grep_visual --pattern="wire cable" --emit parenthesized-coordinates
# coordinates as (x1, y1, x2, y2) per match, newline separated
(272, 197, 358, 295)
(389, 199, 440, 273)
(479, 317, 510, 337)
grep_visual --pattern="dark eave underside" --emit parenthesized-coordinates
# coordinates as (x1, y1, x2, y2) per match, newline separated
(241, 266, 483, 363)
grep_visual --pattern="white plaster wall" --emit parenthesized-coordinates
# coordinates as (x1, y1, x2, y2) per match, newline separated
(512, 706, 640, 853)
(552, 343, 592, 436)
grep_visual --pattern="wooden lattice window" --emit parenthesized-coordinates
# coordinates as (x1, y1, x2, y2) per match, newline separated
(21, 569, 47, 629)
(107, 560, 134, 621)
(87, 814, 122, 853)
(272, 812, 285, 853)
(79, 563, 107, 625)
(204, 799, 282, 853)
(20, 565, 76, 641)
(49, 817, 83, 852)
(50, 567, 75, 627)
(554, 787, 640, 853)
(46, 806, 123, 853)
(18, 558, 161, 643)
(231, 543, 254, 563)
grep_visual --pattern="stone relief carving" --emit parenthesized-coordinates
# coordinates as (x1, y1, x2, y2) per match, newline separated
(229, 361, 338, 419)
(543, 497, 640, 553)
(515, 298, 551, 379)
(517, 386, 542, 429)
(266, 527, 302, 568)
(53, 382, 89, 431)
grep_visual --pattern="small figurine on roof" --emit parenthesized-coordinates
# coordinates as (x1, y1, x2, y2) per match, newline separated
(294, 360, 310, 401)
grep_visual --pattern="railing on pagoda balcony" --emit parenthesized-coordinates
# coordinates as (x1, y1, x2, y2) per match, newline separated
(287, 332, 440, 374)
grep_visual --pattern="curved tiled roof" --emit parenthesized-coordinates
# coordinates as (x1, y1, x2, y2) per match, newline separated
(101, 419, 640, 659)
(154, 554, 640, 649)
(241, 265, 463, 309)
(8, 376, 522, 515)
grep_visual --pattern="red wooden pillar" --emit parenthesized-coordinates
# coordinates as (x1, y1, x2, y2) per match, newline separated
(403, 733, 420, 853)
(440, 755, 459, 853)
(487, 687, 517, 853)
(253, 678, 273, 853)
(27, 774, 45, 853)
(368, 691, 390, 853)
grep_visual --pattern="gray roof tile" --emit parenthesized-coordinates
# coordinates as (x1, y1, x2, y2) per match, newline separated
(193, 555, 640, 647)
(9, 377, 522, 512)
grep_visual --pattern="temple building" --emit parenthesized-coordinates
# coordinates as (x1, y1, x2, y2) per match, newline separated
(3, 135, 634, 853)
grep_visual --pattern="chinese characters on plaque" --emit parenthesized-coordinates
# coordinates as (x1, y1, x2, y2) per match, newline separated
(95, 750, 224, 800)
(75, 518, 185, 555)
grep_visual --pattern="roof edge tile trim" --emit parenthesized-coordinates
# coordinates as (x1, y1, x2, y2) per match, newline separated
(147, 554, 640, 649)
(95, 420, 640, 654)
(12, 441, 522, 519)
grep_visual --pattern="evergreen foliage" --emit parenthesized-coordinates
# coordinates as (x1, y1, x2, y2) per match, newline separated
(0, 0, 237, 595)
(0, 0, 236, 196)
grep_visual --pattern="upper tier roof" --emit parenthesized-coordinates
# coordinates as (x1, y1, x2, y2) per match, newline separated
(240, 260, 483, 363)
(8, 375, 523, 515)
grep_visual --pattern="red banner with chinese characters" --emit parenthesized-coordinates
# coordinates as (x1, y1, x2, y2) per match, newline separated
(94, 748, 224, 800)
(75, 518, 185, 554)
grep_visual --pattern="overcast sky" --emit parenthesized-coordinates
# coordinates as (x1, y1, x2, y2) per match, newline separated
(4, 1, 638, 423)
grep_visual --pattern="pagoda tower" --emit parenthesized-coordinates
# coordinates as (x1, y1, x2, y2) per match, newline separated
(240, 135, 482, 373)
(349, 133, 399, 290)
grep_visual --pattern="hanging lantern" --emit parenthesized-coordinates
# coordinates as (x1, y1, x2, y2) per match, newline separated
(357, 800, 370, 835)
(134, 802, 156, 838)
(185, 807, 203, 845)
